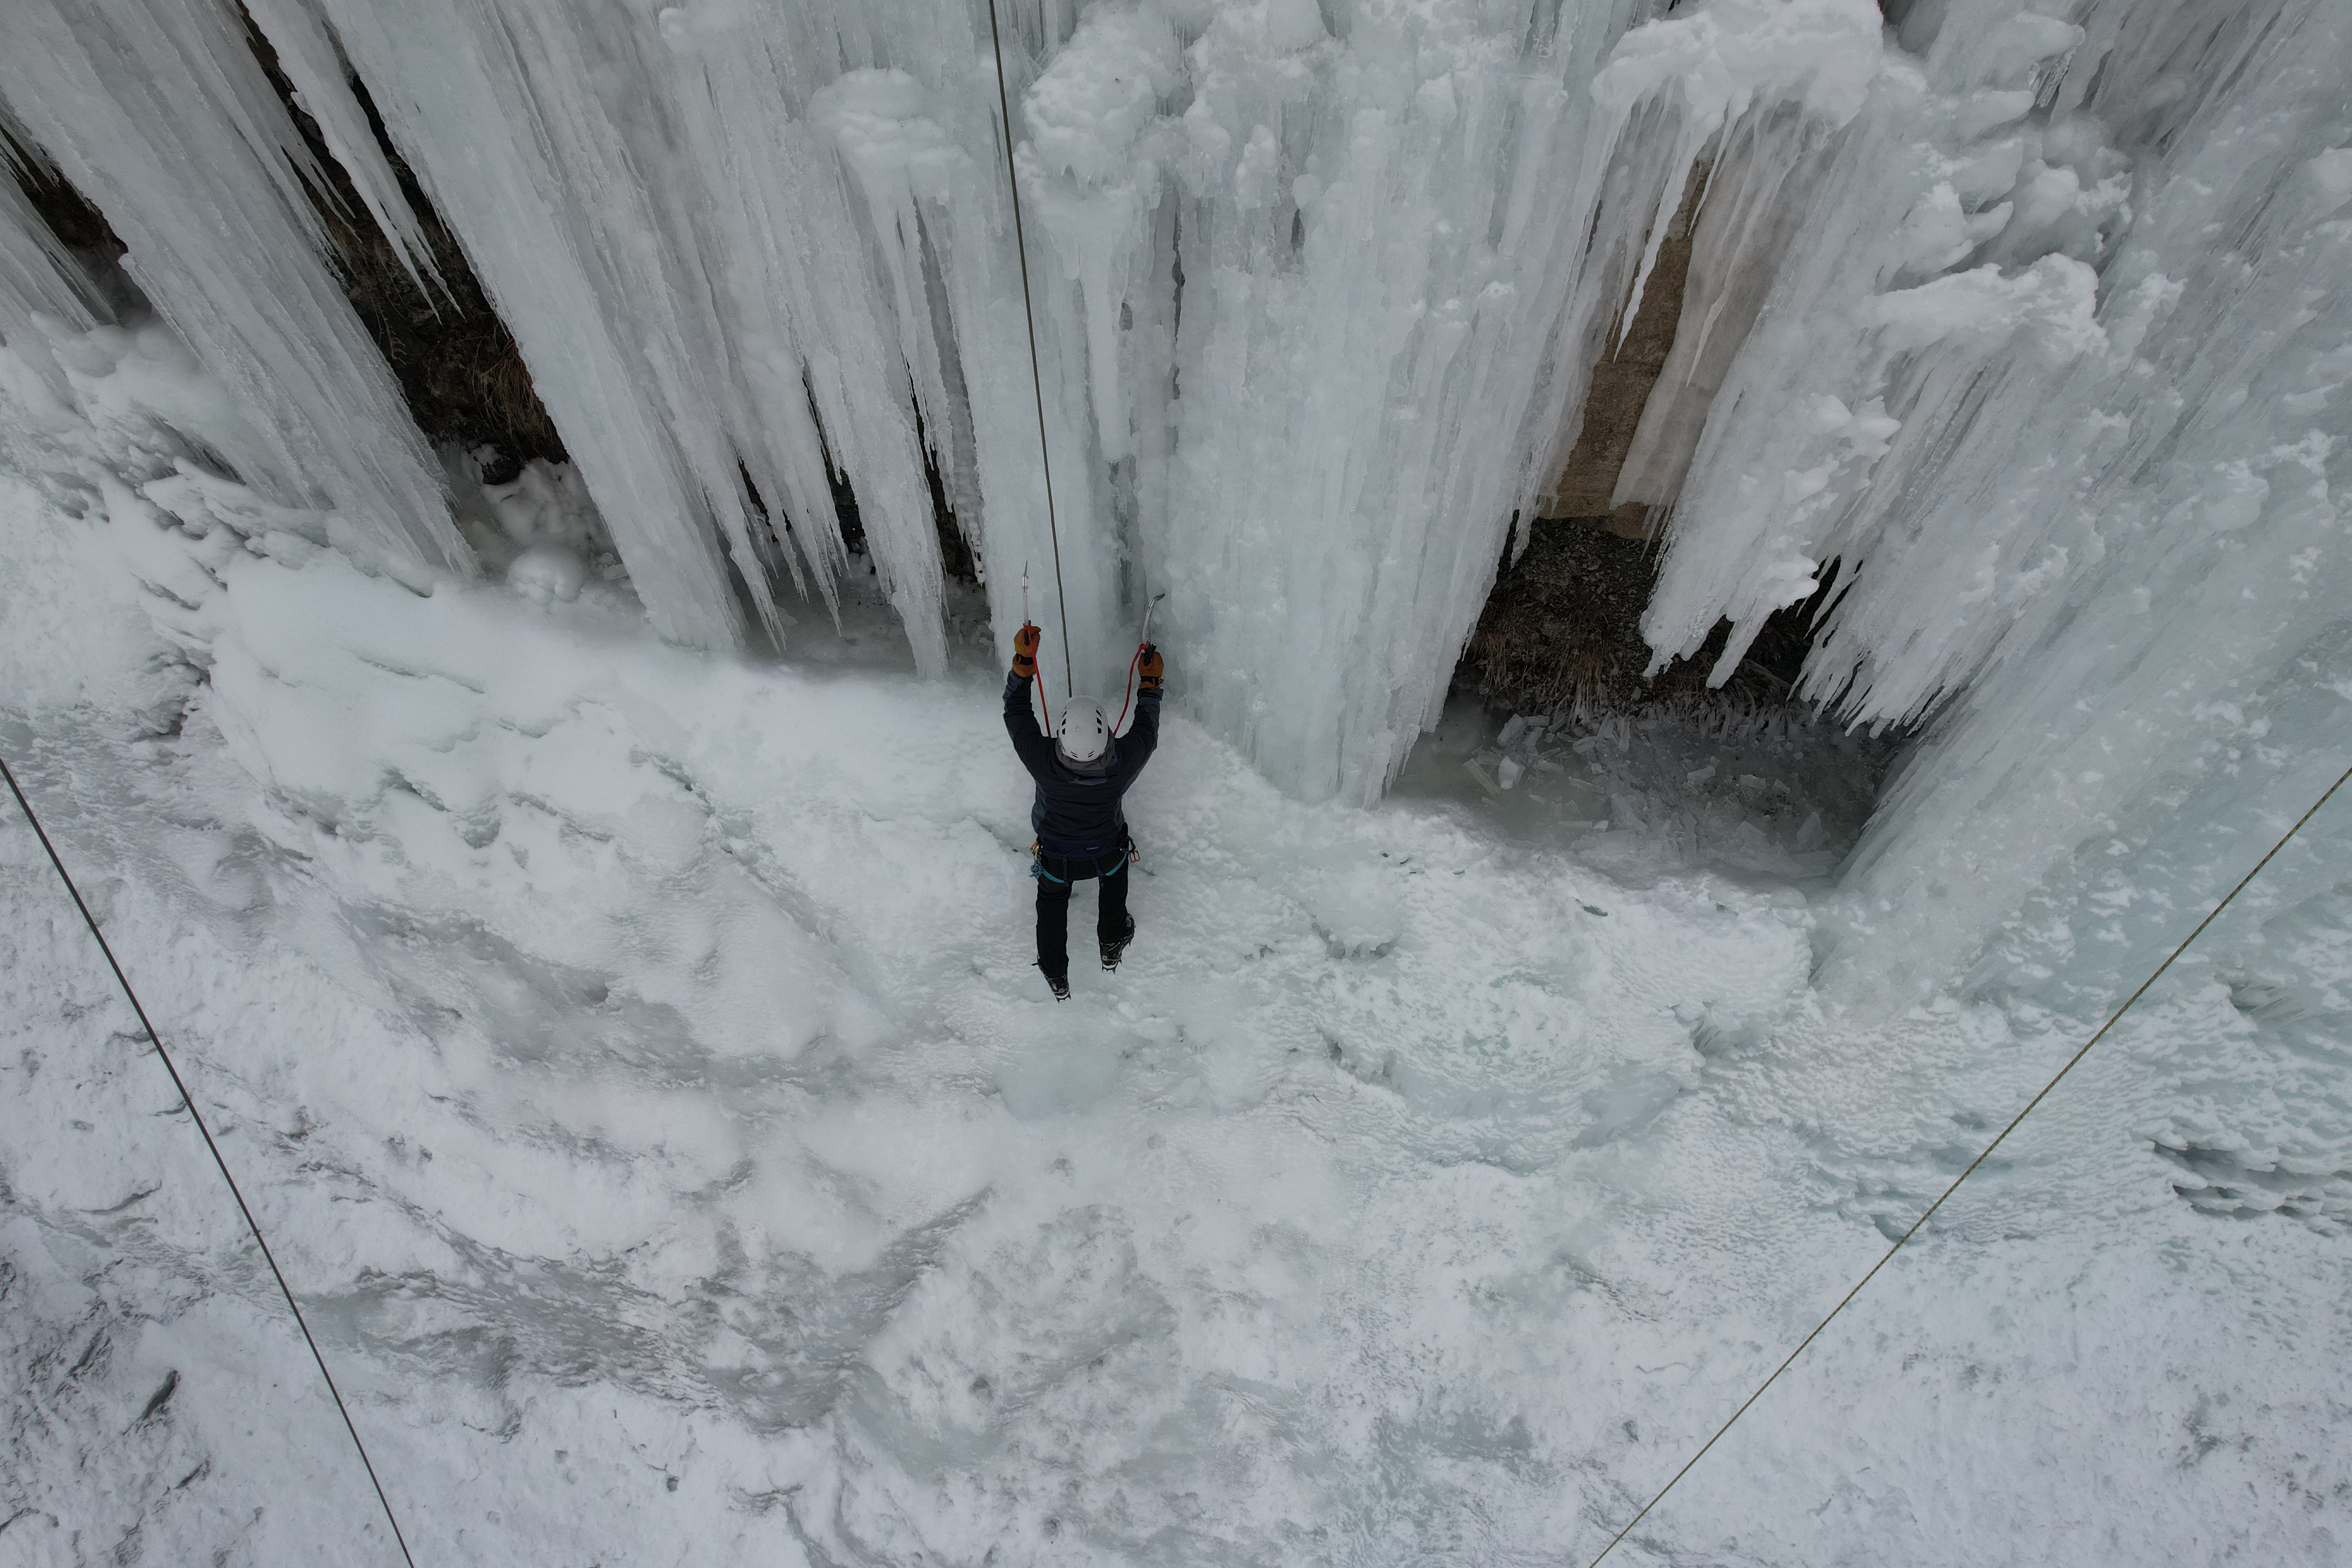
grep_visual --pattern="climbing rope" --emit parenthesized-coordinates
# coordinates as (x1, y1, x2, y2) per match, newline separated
(1, 753, 418, 1568)
(1583, 759, 2352, 1568)
(982, 0, 1074, 708)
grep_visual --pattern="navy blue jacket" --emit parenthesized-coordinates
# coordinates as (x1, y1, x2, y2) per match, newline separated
(1005, 671, 1161, 858)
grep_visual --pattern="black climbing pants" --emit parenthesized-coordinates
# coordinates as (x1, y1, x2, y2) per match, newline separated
(1035, 843, 1130, 979)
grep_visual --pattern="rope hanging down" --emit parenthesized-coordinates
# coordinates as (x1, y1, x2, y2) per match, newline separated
(1584, 759, 2352, 1568)
(1, 754, 418, 1568)
(983, 0, 1074, 706)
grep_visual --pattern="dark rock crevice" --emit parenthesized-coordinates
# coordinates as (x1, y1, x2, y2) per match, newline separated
(5, 129, 123, 267)
(1459, 521, 1828, 722)
(239, 15, 567, 468)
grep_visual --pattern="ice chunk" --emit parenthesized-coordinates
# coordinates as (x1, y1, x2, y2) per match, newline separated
(508, 544, 588, 605)
(1853, 254, 2104, 358)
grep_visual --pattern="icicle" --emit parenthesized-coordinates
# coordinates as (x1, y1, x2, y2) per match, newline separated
(307, 0, 1016, 664)
(0, 163, 107, 406)
(312, 0, 751, 649)
(1144, 1, 1657, 800)
(1612, 104, 1832, 513)
(0, 0, 469, 576)
(0, 143, 107, 333)
(1635, 0, 2352, 996)
(242, 0, 442, 297)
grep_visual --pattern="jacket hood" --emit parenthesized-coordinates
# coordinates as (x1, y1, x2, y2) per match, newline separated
(1055, 737, 1119, 774)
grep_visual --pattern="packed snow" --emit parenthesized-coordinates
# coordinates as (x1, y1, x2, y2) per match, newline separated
(3, 334, 2347, 1563)
(4, 0, 2352, 1564)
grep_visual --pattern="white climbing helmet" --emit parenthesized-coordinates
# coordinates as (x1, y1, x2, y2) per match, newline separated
(1057, 696, 1112, 766)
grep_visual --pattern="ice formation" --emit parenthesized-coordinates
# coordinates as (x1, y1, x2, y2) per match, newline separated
(6, 3, 2352, 1562)
(2, 0, 2349, 986)
(2, 0, 1884, 791)
(0, 0, 467, 576)
(1636, 0, 2352, 998)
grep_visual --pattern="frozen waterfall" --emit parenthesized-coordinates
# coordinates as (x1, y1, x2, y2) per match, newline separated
(7, 0, 1896, 788)
(0, 0, 469, 577)
(1638, 0, 2352, 1000)
(7, 7, 2352, 1559)
(3, 0, 2349, 995)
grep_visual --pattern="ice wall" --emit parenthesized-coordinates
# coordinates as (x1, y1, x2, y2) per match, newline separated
(1008, 0, 1885, 797)
(0, 0, 468, 577)
(3, 0, 1898, 791)
(289, 0, 1692, 768)
(1633, 0, 2352, 994)
(6, 0, 2347, 998)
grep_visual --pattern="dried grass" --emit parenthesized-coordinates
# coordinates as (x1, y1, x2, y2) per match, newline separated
(1461, 519, 1815, 723)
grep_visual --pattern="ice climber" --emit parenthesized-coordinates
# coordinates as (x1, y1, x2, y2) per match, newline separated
(1005, 622, 1164, 999)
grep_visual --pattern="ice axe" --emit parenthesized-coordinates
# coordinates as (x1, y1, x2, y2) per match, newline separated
(1020, 562, 1054, 737)
(1114, 591, 1168, 735)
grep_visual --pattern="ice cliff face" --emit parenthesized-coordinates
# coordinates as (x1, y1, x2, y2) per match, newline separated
(3, 0, 2349, 994)
(1641, 0, 2352, 1003)
(3, 0, 1885, 793)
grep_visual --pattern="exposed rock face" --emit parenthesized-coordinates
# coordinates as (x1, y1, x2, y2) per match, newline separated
(1483, 168, 1811, 723)
(1532, 173, 1701, 539)
(326, 192, 567, 471)
(6, 132, 122, 265)
(1492, 119, 1834, 728)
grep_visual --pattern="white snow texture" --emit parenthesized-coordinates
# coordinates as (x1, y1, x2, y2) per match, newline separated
(3, 1, 2351, 1565)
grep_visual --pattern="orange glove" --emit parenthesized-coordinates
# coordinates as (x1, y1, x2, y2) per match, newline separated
(1012, 622, 1041, 679)
(1138, 644, 1164, 692)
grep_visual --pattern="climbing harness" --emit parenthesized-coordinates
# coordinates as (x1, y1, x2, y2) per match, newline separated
(983, 0, 1073, 707)
(1030, 829, 1138, 883)
(1581, 759, 2352, 1568)
(1112, 591, 1167, 737)
(0, 753, 417, 1568)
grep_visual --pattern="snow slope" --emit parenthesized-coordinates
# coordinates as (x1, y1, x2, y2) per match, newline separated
(6, 464, 2347, 1565)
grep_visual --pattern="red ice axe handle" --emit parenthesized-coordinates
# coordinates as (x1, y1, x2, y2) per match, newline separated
(1114, 645, 1145, 735)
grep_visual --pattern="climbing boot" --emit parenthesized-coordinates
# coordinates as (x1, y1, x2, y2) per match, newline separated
(1041, 966, 1071, 1001)
(1100, 916, 1136, 973)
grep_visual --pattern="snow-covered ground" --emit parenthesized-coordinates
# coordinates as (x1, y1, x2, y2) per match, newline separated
(6, 466, 2347, 1566)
